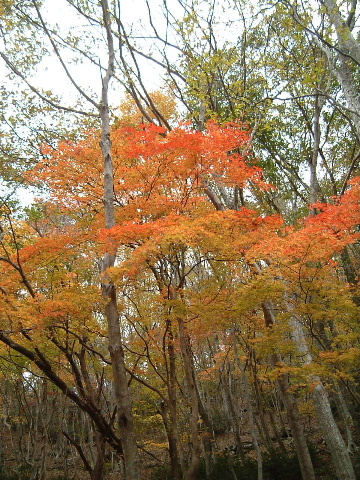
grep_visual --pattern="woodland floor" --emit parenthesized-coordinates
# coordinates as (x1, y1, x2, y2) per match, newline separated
(1, 418, 352, 480)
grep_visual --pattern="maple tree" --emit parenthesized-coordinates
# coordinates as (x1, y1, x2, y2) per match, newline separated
(1, 112, 359, 479)
(3, 119, 258, 478)
(0, 0, 359, 477)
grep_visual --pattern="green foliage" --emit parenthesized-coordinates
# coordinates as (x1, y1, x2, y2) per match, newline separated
(262, 450, 302, 480)
(0, 464, 31, 480)
(149, 448, 341, 480)
(150, 452, 308, 479)
(149, 464, 172, 480)
(196, 455, 257, 480)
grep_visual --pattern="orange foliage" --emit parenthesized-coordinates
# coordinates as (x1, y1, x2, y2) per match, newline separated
(28, 122, 258, 216)
(1, 118, 359, 425)
(249, 178, 360, 266)
(24, 123, 360, 289)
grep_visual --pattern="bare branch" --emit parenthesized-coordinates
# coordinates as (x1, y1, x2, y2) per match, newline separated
(0, 52, 98, 117)
(31, 0, 99, 109)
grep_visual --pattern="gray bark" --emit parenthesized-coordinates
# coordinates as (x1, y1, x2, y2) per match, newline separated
(315, 0, 360, 137)
(261, 302, 316, 480)
(99, 1, 141, 478)
(320, 0, 360, 64)
(233, 336, 263, 480)
(309, 94, 325, 212)
(289, 316, 356, 480)
(178, 317, 202, 480)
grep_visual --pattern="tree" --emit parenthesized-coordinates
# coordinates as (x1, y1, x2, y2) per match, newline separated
(0, 1, 359, 478)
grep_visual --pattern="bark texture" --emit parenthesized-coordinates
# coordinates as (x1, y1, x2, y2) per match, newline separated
(290, 316, 356, 480)
(99, 1, 141, 478)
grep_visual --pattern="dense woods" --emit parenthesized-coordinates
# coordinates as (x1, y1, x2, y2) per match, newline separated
(0, 1, 359, 479)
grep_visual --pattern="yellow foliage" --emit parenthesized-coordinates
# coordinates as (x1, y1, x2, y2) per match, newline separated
(116, 89, 179, 126)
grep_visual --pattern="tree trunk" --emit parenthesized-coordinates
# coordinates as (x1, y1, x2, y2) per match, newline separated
(90, 430, 106, 480)
(220, 363, 246, 463)
(289, 315, 356, 480)
(233, 336, 263, 480)
(100, 168, 140, 480)
(195, 378, 215, 477)
(159, 401, 182, 480)
(262, 302, 316, 480)
(309, 93, 325, 214)
(162, 321, 183, 480)
(178, 317, 202, 480)
(313, 0, 360, 138)
(99, 2, 140, 478)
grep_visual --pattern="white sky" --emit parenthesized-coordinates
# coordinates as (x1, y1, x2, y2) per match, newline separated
(32, 0, 177, 107)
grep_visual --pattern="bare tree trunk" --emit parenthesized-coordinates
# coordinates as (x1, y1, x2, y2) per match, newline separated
(289, 316, 356, 480)
(314, 0, 360, 138)
(99, 1, 140, 478)
(39, 381, 49, 480)
(79, 350, 106, 480)
(331, 383, 356, 454)
(194, 377, 215, 477)
(252, 368, 274, 455)
(178, 317, 202, 480)
(233, 336, 263, 480)
(219, 362, 246, 464)
(159, 402, 182, 480)
(321, 0, 360, 64)
(90, 430, 106, 480)
(309, 94, 325, 214)
(100, 113, 141, 480)
(262, 302, 316, 480)
(161, 321, 183, 480)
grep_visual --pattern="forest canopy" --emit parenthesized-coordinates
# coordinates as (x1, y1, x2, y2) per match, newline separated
(0, 1, 359, 480)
